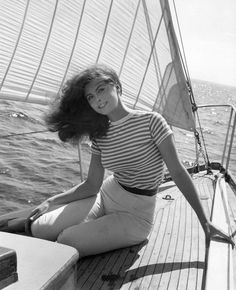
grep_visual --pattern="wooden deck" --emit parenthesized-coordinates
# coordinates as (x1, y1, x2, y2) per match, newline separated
(76, 171, 236, 290)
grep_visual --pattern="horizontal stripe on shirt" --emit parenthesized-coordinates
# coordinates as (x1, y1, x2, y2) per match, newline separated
(91, 111, 172, 190)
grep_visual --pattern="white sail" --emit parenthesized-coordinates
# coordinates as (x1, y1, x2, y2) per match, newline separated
(0, 0, 195, 131)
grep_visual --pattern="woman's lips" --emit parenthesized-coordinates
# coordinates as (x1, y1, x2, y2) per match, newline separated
(98, 102, 108, 109)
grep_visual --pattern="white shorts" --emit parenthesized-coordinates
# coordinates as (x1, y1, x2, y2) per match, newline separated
(31, 176, 157, 257)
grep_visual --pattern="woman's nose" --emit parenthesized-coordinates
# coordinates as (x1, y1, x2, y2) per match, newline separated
(95, 95, 102, 103)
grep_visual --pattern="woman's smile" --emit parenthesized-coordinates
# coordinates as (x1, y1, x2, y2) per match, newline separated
(98, 101, 108, 110)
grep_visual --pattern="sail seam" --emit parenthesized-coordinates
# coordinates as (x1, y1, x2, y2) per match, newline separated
(57, 0, 87, 95)
(25, 0, 59, 102)
(0, 0, 30, 92)
(133, 13, 164, 108)
(95, 0, 114, 64)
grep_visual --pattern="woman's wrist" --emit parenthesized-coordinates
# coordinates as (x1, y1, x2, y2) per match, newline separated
(198, 215, 209, 229)
(47, 194, 64, 206)
(47, 197, 55, 205)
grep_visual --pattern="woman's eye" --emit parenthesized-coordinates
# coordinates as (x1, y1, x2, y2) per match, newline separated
(87, 95, 94, 102)
(97, 87, 105, 94)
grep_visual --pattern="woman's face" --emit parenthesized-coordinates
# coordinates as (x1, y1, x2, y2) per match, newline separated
(85, 77, 120, 116)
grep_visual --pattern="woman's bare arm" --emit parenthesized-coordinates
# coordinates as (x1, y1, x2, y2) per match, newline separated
(29, 153, 104, 219)
(158, 135, 234, 246)
(49, 153, 105, 205)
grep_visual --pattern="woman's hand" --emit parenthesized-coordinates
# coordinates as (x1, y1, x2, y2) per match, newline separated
(25, 199, 53, 235)
(28, 199, 52, 222)
(204, 221, 235, 248)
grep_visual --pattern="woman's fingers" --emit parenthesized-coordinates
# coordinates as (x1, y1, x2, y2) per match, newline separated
(29, 209, 42, 222)
(25, 201, 50, 235)
(28, 207, 39, 218)
(27, 201, 50, 221)
(214, 230, 235, 248)
(25, 209, 41, 235)
(209, 223, 235, 248)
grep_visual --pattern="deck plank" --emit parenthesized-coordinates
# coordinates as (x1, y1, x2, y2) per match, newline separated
(127, 209, 164, 289)
(186, 208, 203, 290)
(177, 198, 194, 290)
(76, 173, 229, 290)
(140, 201, 176, 290)
(127, 207, 168, 289)
(150, 197, 181, 290)
(167, 197, 187, 290)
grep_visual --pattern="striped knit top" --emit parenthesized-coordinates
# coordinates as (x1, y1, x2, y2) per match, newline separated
(91, 110, 173, 190)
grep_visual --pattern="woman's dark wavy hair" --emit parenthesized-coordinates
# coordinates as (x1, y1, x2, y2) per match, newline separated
(45, 64, 122, 144)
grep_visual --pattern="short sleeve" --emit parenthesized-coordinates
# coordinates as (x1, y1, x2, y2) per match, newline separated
(90, 139, 101, 155)
(149, 112, 173, 146)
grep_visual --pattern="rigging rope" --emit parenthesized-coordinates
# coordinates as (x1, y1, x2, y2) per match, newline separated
(96, 0, 114, 63)
(118, 0, 141, 77)
(172, 0, 211, 171)
(172, 0, 196, 107)
(194, 130, 211, 171)
(0, 0, 30, 91)
(133, 10, 164, 108)
(0, 130, 49, 139)
(25, 0, 59, 101)
(142, 0, 163, 88)
(58, 0, 87, 95)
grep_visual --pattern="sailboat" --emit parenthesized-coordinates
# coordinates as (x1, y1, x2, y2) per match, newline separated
(0, 0, 235, 289)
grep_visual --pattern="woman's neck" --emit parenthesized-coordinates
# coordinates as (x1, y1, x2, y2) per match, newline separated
(107, 102, 131, 122)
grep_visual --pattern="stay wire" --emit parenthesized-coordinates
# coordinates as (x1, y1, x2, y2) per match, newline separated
(0, 129, 49, 139)
(172, 0, 211, 168)
(172, 0, 197, 108)
(194, 113, 211, 168)
(172, 1, 192, 87)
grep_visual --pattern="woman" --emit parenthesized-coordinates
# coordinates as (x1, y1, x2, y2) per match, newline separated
(29, 64, 233, 257)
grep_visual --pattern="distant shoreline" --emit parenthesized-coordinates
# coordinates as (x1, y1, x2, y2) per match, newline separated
(192, 79, 236, 90)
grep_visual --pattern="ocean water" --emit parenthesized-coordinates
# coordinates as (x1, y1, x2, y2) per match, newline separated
(0, 80, 235, 215)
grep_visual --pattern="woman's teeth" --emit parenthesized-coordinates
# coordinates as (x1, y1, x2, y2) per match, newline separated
(98, 102, 107, 109)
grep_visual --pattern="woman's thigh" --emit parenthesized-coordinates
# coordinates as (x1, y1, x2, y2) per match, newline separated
(31, 194, 104, 240)
(57, 212, 152, 257)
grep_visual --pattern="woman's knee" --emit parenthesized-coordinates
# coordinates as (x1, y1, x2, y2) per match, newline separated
(31, 221, 44, 238)
(57, 227, 84, 254)
(31, 219, 58, 241)
(57, 228, 69, 244)
(57, 224, 101, 257)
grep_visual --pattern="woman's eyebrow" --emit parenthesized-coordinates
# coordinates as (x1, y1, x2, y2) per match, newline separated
(95, 80, 110, 93)
(84, 82, 105, 99)
(95, 83, 104, 92)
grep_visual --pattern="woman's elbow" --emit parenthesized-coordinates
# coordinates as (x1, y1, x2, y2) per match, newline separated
(85, 178, 102, 195)
(168, 163, 189, 181)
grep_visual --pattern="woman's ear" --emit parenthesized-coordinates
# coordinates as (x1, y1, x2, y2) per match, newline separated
(116, 85, 121, 94)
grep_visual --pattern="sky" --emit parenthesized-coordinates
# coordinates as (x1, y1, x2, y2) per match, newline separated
(174, 0, 236, 87)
